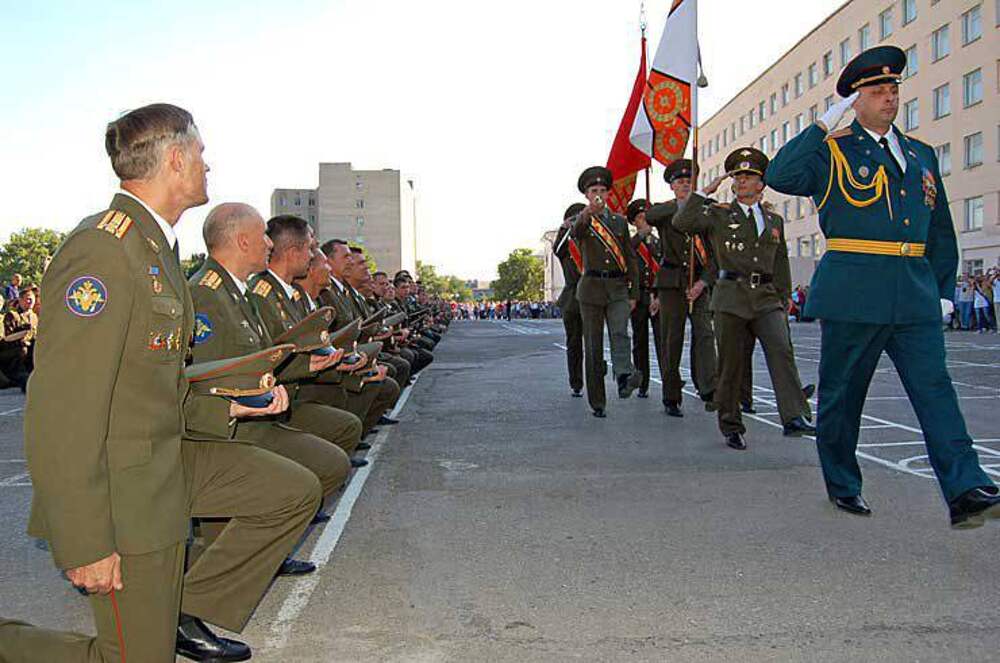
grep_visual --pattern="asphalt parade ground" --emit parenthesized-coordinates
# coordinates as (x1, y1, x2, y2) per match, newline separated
(1, 319, 999, 662)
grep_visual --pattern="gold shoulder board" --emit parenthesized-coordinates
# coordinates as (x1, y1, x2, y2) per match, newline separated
(199, 270, 223, 290)
(252, 280, 272, 297)
(825, 127, 852, 140)
(96, 210, 134, 239)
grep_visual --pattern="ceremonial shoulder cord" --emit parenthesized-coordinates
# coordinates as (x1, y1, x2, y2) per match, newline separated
(818, 137, 893, 220)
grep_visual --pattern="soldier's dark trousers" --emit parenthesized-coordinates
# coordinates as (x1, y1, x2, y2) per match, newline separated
(579, 299, 632, 411)
(715, 310, 810, 435)
(630, 289, 661, 393)
(657, 288, 716, 405)
(561, 295, 584, 392)
(0, 441, 320, 662)
(816, 320, 994, 502)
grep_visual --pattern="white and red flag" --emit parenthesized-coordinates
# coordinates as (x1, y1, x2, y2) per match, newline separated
(629, 0, 698, 165)
(604, 36, 651, 214)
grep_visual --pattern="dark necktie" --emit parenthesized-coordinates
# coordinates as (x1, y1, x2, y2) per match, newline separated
(878, 137, 903, 177)
(171, 241, 180, 263)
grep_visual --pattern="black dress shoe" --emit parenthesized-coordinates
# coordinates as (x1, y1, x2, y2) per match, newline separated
(176, 615, 251, 662)
(700, 390, 714, 403)
(592, 408, 606, 418)
(741, 400, 756, 414)
(949, 486, 1000, 529)
(617, 373, 640, 399)
(664, 402, 683, 418)
(277, 557, 316, 577)
(725, 432, 747, 450)
(830, 495, 872, 516)
(355, 441, 372, 451)
(310, 510, 331, 525)
(378, 415, 399, 425)
(571, 388, 583, 398)
(637, 389, 649, 399)
(802, 384, 816, 400)
(783, 416, 816, 436)
(351, 457, 369, 468)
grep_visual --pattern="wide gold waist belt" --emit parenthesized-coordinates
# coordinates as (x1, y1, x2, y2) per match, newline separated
(827, 238, 926, 257)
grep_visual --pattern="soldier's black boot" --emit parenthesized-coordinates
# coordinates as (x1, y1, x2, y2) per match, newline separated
(725, 432, 747, 450)
(176, 614, 251, 662)
(617, 372, 641, 399)
(782, 416, 816, 436)
(664, 402, 683, 418)
(740, 400, 756, 414)
(829, 495, 872, 516)
(949, 486, 1000, 529)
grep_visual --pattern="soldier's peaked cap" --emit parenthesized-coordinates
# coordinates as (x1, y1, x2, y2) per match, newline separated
(664, 159, 695, 183)
(724, 147, 769, 178)
(564, 203, 586, 220)
(185, 344, 296, 406)
(837, 45, 905, 98)
(577, 166, 613, 194)
(626, 199, 648, 222)
(272, 306, 337, 355)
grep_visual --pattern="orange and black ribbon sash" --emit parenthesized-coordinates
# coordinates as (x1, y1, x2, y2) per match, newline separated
(692, 235, 709, 268)
(589, 216, 628, 272)
(567, 239, 584, 273)
(636, 241, 660, 287)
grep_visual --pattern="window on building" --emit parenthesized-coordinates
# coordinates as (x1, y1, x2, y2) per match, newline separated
(824, 95, 835, 111)
(809, 105, 818, 124)
(964, 132, 983, 168)
(714, 135, 720, 153)
(796, 198, 804, 219)
(782, 121, 790, 145)
(933, 83, 951, 119)
(355, 181, 363, 191)
(781, 83, 790, 106)
(812, 233, 822, 257)
(356, 215, 365, 226)
(740, 116, 746, 134)
(798, 235, 810, 257)
(808, 63, 818, 88)
(935, 143, 952, 176)
(840, 39, 852, 67)
(308, 214, 316, 224)
(963, 68, 983, 106)
(904, 98, 919, 131)
(794, 73, 804, 97)
(964, 196, 984, 231)
(770, 128, 779, 152)
(859, 23, 871, 51)
(795, 113, 805, 134)
(308, 194, 315, 206)
(903, 45, 918, 78)
(279, 194, 286, 206)
(785, 200, 792, 222)
(355, 199, 365, 209)
(731, 123, 737, 141)
(759, 100, 767, 122)
(932, 24, 950, 61)
(759, 136, 767, 153)
(964, 258, 985, 275)
(294, 194, 301, 206)
(903, 0, 917, 25)
(823, 51, 834, 78)
(962, 4, 982, 45)
(749, 109, 756, 129)
(880, 8, 894, 40)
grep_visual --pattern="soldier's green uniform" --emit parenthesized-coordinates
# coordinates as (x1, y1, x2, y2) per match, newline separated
(646, 160, 718, 412)
(766, 45, 998, 526)
(0, 193, 320, 662)
(0, 305, 37, 387)
(553, 203, 585, 395)
(625, 200, 663, 398)
(253, 271, 398, 434)
(571, 166, 640, 415)
(189, 256, 357, 494)
(674, 149, 813, 448)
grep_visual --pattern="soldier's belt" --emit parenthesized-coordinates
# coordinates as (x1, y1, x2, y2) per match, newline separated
(827, 239, 925, 257)
(585, 269, 626, 279)
(719, 270, 773, 288)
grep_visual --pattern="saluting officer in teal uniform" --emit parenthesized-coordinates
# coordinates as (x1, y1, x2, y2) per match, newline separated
(766, 45, 999, 528)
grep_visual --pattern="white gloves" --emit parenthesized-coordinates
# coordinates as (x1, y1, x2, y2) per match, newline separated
(818, 92, 859, 132)
(941, 298, 955, 322)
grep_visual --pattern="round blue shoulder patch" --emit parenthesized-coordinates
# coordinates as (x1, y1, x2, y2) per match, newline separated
(65, 276, 108, 317)
(194, 313, 214, 345)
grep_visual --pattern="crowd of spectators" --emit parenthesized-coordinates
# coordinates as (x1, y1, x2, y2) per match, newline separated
(0, 273, 41, 390)
(953, 270, 999, 333)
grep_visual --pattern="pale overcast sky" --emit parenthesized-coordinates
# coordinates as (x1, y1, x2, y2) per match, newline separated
(0, 0, 843, 280)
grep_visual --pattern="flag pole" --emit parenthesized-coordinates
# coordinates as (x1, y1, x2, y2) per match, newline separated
(641, 5, 650, 205)
(688, 0, 700, 314)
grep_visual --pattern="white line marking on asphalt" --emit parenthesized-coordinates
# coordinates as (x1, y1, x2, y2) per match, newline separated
(0, 472, 31, 487)
(0, 459, 26, 463)
(265, 374, 420, 652)
(0, 407, 23, 416)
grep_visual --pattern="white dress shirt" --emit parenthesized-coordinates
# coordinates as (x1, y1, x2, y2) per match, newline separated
(862, 125, 906, 174)
(737, 201, 766, 236)
(221, 265, 248, 296)
(118, 189, 177, 249)
(268, 270, 298, 300)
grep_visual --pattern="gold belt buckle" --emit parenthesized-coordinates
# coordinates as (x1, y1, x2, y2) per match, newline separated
(899, 242, 911, 256)
(749, 273, 761, 288)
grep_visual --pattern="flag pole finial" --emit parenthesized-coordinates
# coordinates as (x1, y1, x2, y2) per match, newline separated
(639, 1, 647, 35)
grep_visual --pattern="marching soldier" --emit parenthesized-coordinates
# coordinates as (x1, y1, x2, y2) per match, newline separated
(625, 199, 663, 399)
(645, 159, 718, 416)
(553, 203, 585, 397)
(674, 147, 815, 450)
(0, 103, 320, 662)
(571, 166, 641, 417)
(766, 45, 999, 527)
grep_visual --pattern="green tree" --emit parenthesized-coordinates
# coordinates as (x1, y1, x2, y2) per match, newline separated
(181, 253, 207, 279)
(416, 261, 474, 301)
(491, 249, 543, 301)
(0, 227, 66, 287)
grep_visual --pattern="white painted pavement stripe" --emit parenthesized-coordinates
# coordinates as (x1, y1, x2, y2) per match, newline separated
(265, 374, 420, 652)
(0, 407, 23, 416)
(0, 472, 31, 487)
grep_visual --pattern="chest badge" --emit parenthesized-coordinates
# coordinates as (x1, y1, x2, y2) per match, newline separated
(858, 166, 869, 178)
(66, 276, 108, 317)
